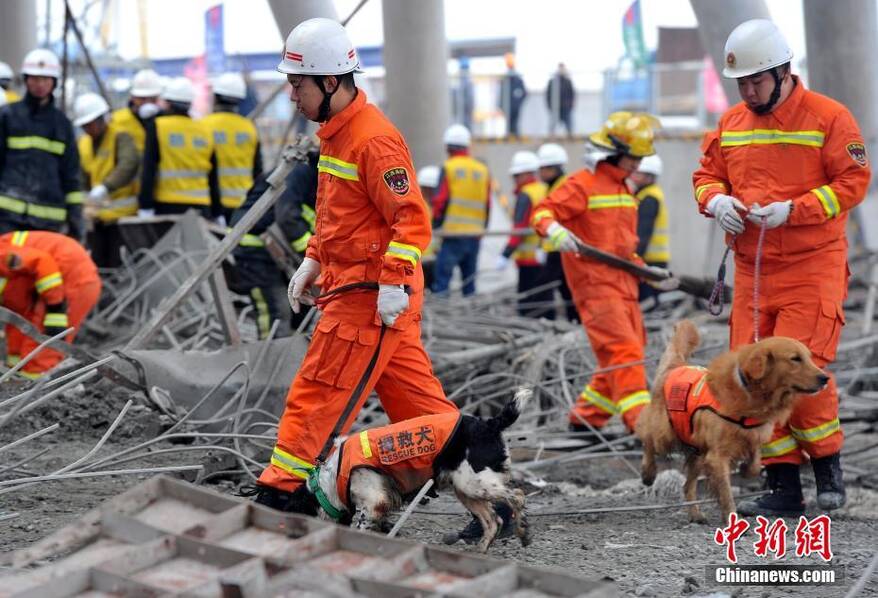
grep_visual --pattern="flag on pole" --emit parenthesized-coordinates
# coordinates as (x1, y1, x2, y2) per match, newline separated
(622, 0, 648, 68)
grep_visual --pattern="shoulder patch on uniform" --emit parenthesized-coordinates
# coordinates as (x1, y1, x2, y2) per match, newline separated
(846, 142, 868, 167)
(383, 167, 411, 196)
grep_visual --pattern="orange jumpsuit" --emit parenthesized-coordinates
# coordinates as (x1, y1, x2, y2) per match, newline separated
(0, 231, 101, 378)
(258, 91, 458, 492)
(693, 77, 870, 465)
(664, 366, 761, 448)
(532, 162, 650, 432)
(335, 412, 461, 509)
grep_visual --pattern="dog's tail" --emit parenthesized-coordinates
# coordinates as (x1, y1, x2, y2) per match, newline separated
(657, 320, 701, 379)
(490, 386, 532, 431)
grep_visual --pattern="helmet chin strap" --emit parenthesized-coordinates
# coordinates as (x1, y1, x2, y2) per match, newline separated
(751, 67, 784, 115)
(313, 75, 337, 122)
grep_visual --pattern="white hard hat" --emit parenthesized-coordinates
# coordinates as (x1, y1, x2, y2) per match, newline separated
(443, 124, 471, 147)
(212, 72, 246, 100)
(537, 143, 568, 168)
(637, 154, 663, 176)
(278, 17, 361, 76)
(417, 165, 440, 189)
(509, 151, 540, 175)
(21, 48, 61, 78)
(131, 68, 163, 97)
(0, 61, 13, 80)
(161, 77, 195, 104)
(73, 92, 110, 126)
(723, 19, 793, 79)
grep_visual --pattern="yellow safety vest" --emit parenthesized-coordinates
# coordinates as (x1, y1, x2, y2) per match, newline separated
(637, 183, 670, 263)
(78, 124, 139, 223)
(154, 115, 214, 207)
(200, 111, 258, 210)
(515, 180, 547, 262)
(110, 107, 146, 153)
(441, 155, 490, 235)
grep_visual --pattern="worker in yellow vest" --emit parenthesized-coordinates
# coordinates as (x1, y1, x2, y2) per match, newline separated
(73, 93, 140, 267)
(431, 124, 492, 296)
(202, 72, 262, 221)
(110, 69, 163, 154)
(0, 61, 20, 103)
(138, 77, 220, 219)
(630, 154, 670, 309)
(417, 165, 440, 290)
(498, 151, 548, 316)
(535, 142, 577, 321)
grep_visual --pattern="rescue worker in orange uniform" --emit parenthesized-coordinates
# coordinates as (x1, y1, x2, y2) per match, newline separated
(693, 20, 868, 515)
(0, 230, 100, 378)
(532, 112, 664, 434)
(253, 18, 458, 515)
(497, 151, 548, 317)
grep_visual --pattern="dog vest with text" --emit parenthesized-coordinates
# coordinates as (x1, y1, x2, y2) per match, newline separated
(336, 412, 462, 508)
(664, 366, 762, 448)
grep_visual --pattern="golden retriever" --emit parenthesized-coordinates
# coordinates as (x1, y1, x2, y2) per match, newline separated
(635, 320, 828, 522)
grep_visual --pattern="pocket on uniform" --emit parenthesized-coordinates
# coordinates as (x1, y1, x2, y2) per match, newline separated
(299, 318, 381, 389)
(810, 299, 845, 362)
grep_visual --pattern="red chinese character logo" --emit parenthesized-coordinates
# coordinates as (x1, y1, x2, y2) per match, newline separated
(714, 512, 750, 563)
(794, 515, 833, 561)
(753, 516, 788, 559)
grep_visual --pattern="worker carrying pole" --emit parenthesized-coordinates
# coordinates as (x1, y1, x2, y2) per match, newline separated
(693, 19, 870, 516)
(252, 18, 459, 520)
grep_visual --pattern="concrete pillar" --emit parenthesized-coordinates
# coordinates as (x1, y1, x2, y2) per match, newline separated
(381, 0, 450, 169)
(803, 0, 878, 171)
(689, 0, 770, 105)
(266, 0, 338, 39)
(0, 0, 37, 76)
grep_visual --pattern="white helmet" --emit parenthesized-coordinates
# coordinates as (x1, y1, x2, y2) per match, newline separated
(723, 19, 793, 79)
(131, 68, 163, 97)
(162, 77, 195, 104)
(417, 165, 440, 189)
(443, 124, 471, 147)
(21, 48, 61, 78)
(278, 17, 360, 76)
(637, 154, 663, 177)
(73, 93, 110, 126)
(509, 151, 540, 175)
(0, 61, 13, 80)
(212, 72, 246, 100)
(537, 143, 568, 168)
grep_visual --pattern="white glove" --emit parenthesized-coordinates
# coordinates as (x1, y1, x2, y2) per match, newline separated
(643, 266, 680, 291)
(88, 184, 108, 202)
(706, 194, 747, 235)
(137, 208, 155, 218)
(288, 257, 321, 313)
(214, 214, 227, 227)
(546, 222, 579, 253)
(747, 200, 791, 230)
(494, 254, 510, 271)
(377, 284, 409, 326)
(138, 102, 161, 119)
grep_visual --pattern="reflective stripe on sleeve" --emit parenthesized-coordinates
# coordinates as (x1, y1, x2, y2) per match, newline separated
(43, 312, 69, 328)
(270, 446, 314, 480)
(35, 272, 63, 293)
(811, 185, 841, 219)
(385, 241, 421, 266)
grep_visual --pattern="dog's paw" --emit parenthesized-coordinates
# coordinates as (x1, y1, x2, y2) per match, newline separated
(641, 471, 656, 487)
(687, 511, 708, 525)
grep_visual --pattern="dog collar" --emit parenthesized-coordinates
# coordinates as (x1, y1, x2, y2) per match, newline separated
(307, 467, 345, 521)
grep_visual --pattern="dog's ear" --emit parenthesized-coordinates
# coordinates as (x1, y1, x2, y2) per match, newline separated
(742, 347, 772, 381)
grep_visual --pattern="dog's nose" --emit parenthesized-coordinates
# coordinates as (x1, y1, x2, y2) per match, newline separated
(817, 374, 829, 387)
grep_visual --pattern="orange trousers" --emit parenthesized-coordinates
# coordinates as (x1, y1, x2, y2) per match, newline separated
(5, 279, 102, 378)
(258, 316, 459, 492)
(731, 251, 846, 465)
(569, 297, 650, 432)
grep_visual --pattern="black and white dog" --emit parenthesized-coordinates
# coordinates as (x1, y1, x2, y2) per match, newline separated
(301, 387, 533, 552)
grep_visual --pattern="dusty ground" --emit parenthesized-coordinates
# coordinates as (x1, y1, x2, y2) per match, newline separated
(1, 380, 876, 598)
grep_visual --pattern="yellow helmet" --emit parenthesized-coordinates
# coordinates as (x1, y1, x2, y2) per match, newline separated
(588, 111, 659, 158)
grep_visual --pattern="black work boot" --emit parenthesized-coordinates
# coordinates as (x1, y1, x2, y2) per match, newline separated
(442, 502, 514, 545)
(737, 464, 805, 517)
(246, 484, 318, 516)
(812, 453, 846, 510)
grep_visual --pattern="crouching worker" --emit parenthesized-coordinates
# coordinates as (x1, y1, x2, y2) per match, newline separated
(0, 231, 100, 378)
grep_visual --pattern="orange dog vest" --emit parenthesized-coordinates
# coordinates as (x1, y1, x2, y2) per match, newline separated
(663, 366, 762, 448)
(336, 412, 461, 508)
